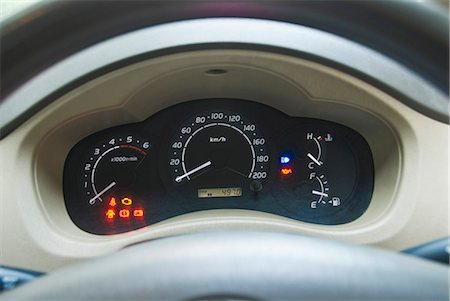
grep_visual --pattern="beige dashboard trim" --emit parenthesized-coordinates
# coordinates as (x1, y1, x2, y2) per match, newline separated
(1, 50, 448, 271)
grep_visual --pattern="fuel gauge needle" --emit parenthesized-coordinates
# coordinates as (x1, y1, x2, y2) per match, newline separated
(312, 190, 328, 198)
(89, 181, 116, 204)
(175, 161, 212, 183)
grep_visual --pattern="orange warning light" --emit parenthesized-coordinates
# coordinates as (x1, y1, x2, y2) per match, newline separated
(105, 209, 115, 219)
(109, 197, 117, 207)
(119, 209, 130, 218)
(281, 167, 293, 175)
(121, 197, 132, 206)
(133, 209, 144, 217)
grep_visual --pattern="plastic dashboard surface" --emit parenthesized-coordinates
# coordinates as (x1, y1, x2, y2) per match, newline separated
(63, 99, 374, 235)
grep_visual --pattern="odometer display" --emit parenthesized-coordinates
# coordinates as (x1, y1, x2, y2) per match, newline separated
(198, 187, 243, 198)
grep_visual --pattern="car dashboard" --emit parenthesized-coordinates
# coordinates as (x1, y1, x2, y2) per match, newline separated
(0, 14, 448, 274)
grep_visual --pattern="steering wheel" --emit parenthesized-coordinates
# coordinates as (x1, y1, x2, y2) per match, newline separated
(1, 231, 448, 300)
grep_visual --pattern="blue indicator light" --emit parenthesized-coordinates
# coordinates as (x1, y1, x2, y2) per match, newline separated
(280, 156, 290, 164)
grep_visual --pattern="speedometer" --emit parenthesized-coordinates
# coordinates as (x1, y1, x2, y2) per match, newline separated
(167, 110, 270, 198)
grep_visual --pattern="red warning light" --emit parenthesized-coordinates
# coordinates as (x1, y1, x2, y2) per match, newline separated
(106, 209, 115, 219)
(109, 197, 117, 207)
(133, 209, 144, 217)
(281, 167, 293, 175)
(119, 209, 130, 218)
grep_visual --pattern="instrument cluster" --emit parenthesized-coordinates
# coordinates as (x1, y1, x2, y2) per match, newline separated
(63, 99, 374, 234)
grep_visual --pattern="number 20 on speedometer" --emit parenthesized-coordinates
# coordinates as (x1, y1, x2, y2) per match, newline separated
(168, 110, 270, 197)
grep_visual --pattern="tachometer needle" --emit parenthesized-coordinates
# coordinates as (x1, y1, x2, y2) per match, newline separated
(175, 161, 212, 183)
(89, 181, 116, 204)
(307, 153, 322, 166)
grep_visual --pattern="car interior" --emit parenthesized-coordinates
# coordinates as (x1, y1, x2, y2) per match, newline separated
(0, 1, 449, 300)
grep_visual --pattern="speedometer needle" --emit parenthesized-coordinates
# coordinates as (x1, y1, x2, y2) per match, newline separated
(175, 161, 212, 183)
(89, 181, 116, 204)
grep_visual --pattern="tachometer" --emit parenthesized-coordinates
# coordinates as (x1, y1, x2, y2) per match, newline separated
(85, 139, 149, 205)
(64, 133, 154, 234)
(168, 110, 270, 198)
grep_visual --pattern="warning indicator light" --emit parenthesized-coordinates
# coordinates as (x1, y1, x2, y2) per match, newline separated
(106, 209, 115, 219)
(109, 197, 117, 207)
(280, 156, 291, 164)
(133, 209, 144, 217)
(119, 209, 130, 218)
(281, 167, 293, 175)
(121, 197, 133, 206)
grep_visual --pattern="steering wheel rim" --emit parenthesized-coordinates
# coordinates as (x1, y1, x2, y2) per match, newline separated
(1, 231, 448, 301)
(1, 0, 448, 137)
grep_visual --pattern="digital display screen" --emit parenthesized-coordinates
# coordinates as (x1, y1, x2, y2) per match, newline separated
(198, 187, 242, 198)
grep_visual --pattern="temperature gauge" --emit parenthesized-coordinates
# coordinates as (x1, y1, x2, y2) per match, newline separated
(304, 132, 341, 209)
(273, 126, 351, 223)
(305, 132, 334, 168)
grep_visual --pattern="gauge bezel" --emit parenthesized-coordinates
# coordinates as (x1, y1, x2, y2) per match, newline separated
(63, 99, 374, 235)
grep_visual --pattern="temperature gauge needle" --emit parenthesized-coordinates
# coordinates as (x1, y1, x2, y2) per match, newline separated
(89, 181, 116, 204)
(307, 153, 322, 166)
(175, 161, 212, 183)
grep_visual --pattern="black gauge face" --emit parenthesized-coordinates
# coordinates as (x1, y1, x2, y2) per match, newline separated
(87, 143, 148, 205)
(272, 127, 367, 224)
(63, 99, 374, 235)
(64, 134, 156, 234)
(167, 111, 270, 200)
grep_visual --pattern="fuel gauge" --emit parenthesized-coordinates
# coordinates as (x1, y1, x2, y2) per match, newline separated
(308, 172, 341, 209)
(309, 172, 330, 208)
